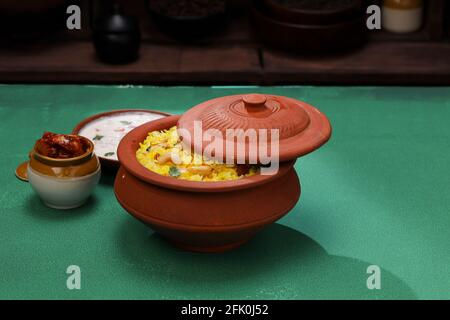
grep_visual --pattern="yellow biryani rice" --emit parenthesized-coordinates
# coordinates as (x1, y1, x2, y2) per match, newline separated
(136, 126, 258, 181)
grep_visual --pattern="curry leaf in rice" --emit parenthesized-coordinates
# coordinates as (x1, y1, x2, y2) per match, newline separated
(169, 166, 181, 177)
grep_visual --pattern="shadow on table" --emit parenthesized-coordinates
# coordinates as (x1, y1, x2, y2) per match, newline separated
(99, 167, 118, 186)
(117, 220, 417, 299)
(24, 193, 98, 221)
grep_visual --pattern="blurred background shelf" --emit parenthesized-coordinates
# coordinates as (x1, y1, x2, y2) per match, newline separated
(0, 0, 449, 85)
(2, 40, 450, 85)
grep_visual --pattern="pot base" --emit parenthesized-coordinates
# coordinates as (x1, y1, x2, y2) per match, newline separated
(43, 200, 87, 210)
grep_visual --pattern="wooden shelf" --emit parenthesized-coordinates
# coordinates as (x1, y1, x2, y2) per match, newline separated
(261, 42, 450, 85)
(0, 0, 449, 85)
(1, 39, 450, 85)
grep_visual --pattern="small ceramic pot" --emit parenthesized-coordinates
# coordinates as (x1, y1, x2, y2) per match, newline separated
(382, 0, 423, 34)
(27, 136, 101, 209)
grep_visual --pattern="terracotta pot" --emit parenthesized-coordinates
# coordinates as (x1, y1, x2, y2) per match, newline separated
(145, 0, 227, 40)
(251, 0, 366, 53)
(114, 94, 331, 252)
(262, 0, 363, 25)
(115, 116, 300, 252)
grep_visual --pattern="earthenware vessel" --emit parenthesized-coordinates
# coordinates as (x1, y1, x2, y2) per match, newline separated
(145, 0, 227, 40)
(114, 94, 331, 252)
(27, 136, 101, 209)
(251, 0, 366, 53)
(262, 0, 363, 25)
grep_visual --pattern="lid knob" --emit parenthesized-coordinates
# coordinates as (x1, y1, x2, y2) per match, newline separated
(243, 94, 267, 109)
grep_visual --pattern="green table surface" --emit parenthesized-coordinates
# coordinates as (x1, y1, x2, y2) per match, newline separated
(1, 85, 449, 300)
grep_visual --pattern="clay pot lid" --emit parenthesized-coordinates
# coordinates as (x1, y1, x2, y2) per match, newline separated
(177, 94, 331, 163)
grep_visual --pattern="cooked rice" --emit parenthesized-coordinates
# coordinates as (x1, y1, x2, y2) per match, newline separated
(136, 126, 258, 181)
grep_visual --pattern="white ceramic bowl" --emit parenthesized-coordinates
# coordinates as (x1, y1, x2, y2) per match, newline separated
(27, 165, 101, 209)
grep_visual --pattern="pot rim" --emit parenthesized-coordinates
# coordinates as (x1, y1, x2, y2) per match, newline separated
(253, 2, 365, 30)
(32, 135, 94, 167)
(262, 0, 362, 16)
(145, 0, 227, 21)
(117, 115, 295, 193)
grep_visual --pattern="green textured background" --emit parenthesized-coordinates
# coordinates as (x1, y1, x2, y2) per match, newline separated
(1, 85, 449, 300)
